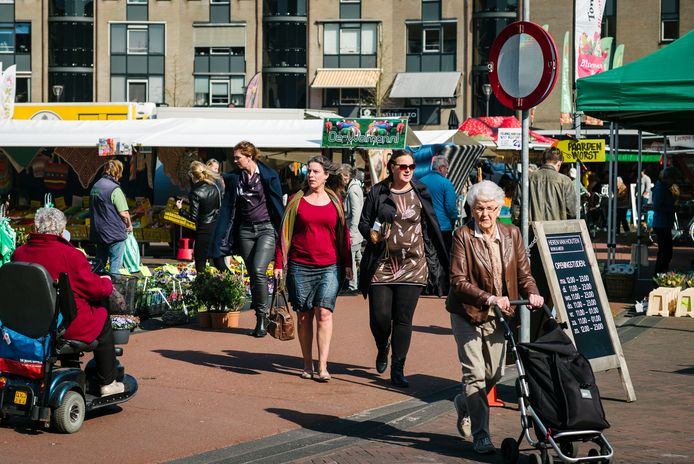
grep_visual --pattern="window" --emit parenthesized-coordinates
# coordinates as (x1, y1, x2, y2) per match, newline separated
(127, 27, 148, 54)
(0, 1, 13, 23)
(127, 79, 148, 102)
(194, 47, 245, 73)
(210, 80, 229, 105)
(194, 75, 244, 107)
(263, 0, 306, 16)
(210, 0, 230, 23)
(340, 0, 360, 19)
(423, 28, 440, 52)
(0, 24, 14, 53)
(323, 22, 377, 68)
(15, 74, 29, 102)
(406, 23, 456, 71)
(601, 0, 616, 40)
(323, 88, 370, 106)
(422, 0, 441, 21)
(126, 0, 148, 21)
(661, 0, 679, 42)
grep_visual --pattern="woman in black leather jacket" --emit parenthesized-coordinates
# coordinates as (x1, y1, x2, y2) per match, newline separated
(177, 161, 223, 272)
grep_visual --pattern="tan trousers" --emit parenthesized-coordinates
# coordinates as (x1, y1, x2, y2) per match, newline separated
(450, 312, 506, 440)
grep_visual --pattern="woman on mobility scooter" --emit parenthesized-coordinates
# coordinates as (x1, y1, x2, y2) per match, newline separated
(12, 207, 123, 397)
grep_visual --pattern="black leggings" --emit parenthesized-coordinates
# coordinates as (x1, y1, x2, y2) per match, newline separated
(368, 284, 423, 364)
(654, 226, 673, 273)
(193, 222, 216, 273)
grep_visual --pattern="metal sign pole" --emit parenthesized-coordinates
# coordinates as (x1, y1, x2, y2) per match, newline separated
(636, 130, 643, 280)
(519, 0, 531, 343)
(574, 112, 582, 218)
(607, 123, 614, 266)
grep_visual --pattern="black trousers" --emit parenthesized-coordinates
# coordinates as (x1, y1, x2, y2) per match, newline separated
(654, 226, 673, 273)
(193, 222, 216, 273)
(94, 318, 118, 385)
(441, 230, 453, 255)
(368, 284, 423, 364)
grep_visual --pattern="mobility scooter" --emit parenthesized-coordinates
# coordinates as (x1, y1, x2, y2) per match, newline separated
(0, 262, 137, 433)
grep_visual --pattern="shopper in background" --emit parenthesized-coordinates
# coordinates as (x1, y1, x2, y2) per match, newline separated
(419, 154, 459, 251)
(641, 168, 653, 204)
(212, 141, 283, 338)
(274, 156, 351, 382)
(616, 176, 631, 234)
(337, 163, 364, 295)
(89, 160, 132, 276)
(652, 167, 679, 273)
(358, 150, 448, 388)
(447, 180, 543, 454)
(176, 161, 222, 273)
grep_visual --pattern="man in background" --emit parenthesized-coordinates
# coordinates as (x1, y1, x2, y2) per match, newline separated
(529, 147, 576, 222)
(420, 155, 459, 251)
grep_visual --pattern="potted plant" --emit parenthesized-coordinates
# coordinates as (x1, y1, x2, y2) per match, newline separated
(110, 314, 140, 344)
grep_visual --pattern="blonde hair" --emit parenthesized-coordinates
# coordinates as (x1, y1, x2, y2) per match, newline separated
(189, 160, 220, 185)
(103, 160, 124, 179)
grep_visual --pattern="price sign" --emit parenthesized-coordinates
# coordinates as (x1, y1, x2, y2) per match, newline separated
(533, 219, 636, 402)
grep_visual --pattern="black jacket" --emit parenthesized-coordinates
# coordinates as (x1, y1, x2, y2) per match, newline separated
(210, 160, 284, 258)
(358, 179, 449, 297)
(179, 181, 222, 225)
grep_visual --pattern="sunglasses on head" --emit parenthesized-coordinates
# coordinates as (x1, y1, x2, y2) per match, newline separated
(396, 164, 416, 171)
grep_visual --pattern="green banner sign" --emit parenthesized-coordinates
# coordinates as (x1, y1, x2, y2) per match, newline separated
(321, 118, 408, 149)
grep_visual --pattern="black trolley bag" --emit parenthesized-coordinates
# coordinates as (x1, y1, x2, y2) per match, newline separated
(516, 318, 610, 432)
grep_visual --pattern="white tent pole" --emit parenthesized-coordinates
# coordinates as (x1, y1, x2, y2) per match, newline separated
(607, 123, 615, 266)
(636, 130, 643, 280)
(574, 113, 582, 218)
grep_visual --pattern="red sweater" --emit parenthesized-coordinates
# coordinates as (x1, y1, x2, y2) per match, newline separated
(275, 197, 351, 269)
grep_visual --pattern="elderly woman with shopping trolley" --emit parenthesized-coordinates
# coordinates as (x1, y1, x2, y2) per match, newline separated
(446, 180, 544, 455)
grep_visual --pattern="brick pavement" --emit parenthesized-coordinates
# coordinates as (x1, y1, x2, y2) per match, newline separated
(288, 315, 694, 464)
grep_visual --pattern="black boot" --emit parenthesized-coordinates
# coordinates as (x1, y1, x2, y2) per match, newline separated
(390, 359, 409, 388)
(376, 341, 390, 374)
(252, 314, 267, 338)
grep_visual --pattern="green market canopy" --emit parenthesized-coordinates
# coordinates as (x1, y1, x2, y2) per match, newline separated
(576, 29, 694, 135)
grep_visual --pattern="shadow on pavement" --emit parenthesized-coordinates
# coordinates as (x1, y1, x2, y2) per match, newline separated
(266, 407, 500, 463)
(411, 324, 452, 336)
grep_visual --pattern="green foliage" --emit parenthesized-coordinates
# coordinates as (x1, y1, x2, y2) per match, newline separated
(191, 268, 246, 312)
(653, 272, 686, 288)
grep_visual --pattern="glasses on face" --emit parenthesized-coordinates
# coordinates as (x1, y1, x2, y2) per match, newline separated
(473, 206, 499, 214)
(396, 164, 416, 172)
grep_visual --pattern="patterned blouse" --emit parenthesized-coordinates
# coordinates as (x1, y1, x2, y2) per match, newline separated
(372, 188, 428, 285)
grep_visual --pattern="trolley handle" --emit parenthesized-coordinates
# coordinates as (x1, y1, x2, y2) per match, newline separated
(498, 299, 553, 318)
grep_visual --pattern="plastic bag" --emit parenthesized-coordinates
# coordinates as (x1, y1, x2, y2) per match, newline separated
(122, 232, 140, 273)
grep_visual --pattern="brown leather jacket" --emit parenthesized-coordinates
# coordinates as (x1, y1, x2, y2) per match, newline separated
(446, 221, 539, 325)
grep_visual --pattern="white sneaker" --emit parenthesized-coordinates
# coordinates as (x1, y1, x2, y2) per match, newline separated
(100, 380, 125, 397)
(473, 435, 496, 454)
(453, 394, 472, 438)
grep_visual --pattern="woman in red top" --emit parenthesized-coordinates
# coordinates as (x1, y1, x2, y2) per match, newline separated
(274, 156, 352, 382)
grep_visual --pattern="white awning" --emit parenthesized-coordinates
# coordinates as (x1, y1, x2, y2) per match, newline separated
(0, 119, 324, 149)
(389, 72, 461, 98)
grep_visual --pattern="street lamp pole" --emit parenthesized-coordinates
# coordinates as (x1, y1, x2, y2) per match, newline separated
(482, 83, 492, 117)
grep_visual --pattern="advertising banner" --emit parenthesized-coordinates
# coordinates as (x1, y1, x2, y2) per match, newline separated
(612, 44, 625, 68)
(575, 0, 607, 80)
(554, 139, 606, 162)
(600, 37, 614, 71)
(497, 128, 522, 150)
(0, 65, 17, 120)
(244, 73, 261, 109)
(560, 31, 573, 125)
(321, 118, 407, 149)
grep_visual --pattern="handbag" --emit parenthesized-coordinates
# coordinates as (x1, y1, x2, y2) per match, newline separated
(267, 283, 295, 341)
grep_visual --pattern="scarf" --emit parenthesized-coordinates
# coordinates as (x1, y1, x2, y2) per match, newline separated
(279, 188, 346, 269)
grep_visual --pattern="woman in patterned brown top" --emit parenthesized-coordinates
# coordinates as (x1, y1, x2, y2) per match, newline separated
(358, 150, 448, 387)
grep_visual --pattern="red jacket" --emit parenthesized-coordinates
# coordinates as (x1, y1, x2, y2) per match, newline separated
(12, 233, 112, 343)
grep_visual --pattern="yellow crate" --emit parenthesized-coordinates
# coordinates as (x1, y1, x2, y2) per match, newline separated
(157, 228, 172, 242)
(163, 210, 196, 230)
(133, 228, 144, 241)
(143, 228, 159, 242)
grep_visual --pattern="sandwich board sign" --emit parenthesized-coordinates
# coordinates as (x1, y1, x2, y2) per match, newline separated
(533, 219, 636, 402)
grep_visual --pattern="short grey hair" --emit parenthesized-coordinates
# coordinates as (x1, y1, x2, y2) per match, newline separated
(336, 163, 354, 179)
(431, 155, 449, 171)
(35, 207, 67, 235)
(466, 180, 505, 208)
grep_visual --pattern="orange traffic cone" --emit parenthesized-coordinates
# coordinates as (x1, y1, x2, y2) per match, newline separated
(487, 386, 505, 407)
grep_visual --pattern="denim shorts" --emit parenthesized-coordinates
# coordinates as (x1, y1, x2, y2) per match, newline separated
(286, 261, 340, 312)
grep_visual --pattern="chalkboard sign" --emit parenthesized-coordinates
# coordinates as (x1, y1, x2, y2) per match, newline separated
(533, 220, 636, 402)
(545, 232, 615, 360)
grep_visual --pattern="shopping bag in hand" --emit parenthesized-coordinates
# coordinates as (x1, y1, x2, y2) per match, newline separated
(267, 282, 294, 341)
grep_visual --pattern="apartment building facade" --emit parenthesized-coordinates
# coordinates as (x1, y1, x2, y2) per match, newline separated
(1, 0, 692, 130)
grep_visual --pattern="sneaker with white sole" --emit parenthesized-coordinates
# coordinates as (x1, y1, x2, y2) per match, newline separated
(473, 435, 495, 455)
(453, 394, 472, 438)
(100, 380, 125, 397)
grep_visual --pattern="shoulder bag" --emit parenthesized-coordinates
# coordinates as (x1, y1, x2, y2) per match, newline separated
(267, 282, 295, 341)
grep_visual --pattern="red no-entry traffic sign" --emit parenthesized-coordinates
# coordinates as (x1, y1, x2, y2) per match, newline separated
(488, 21, 558, 111)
